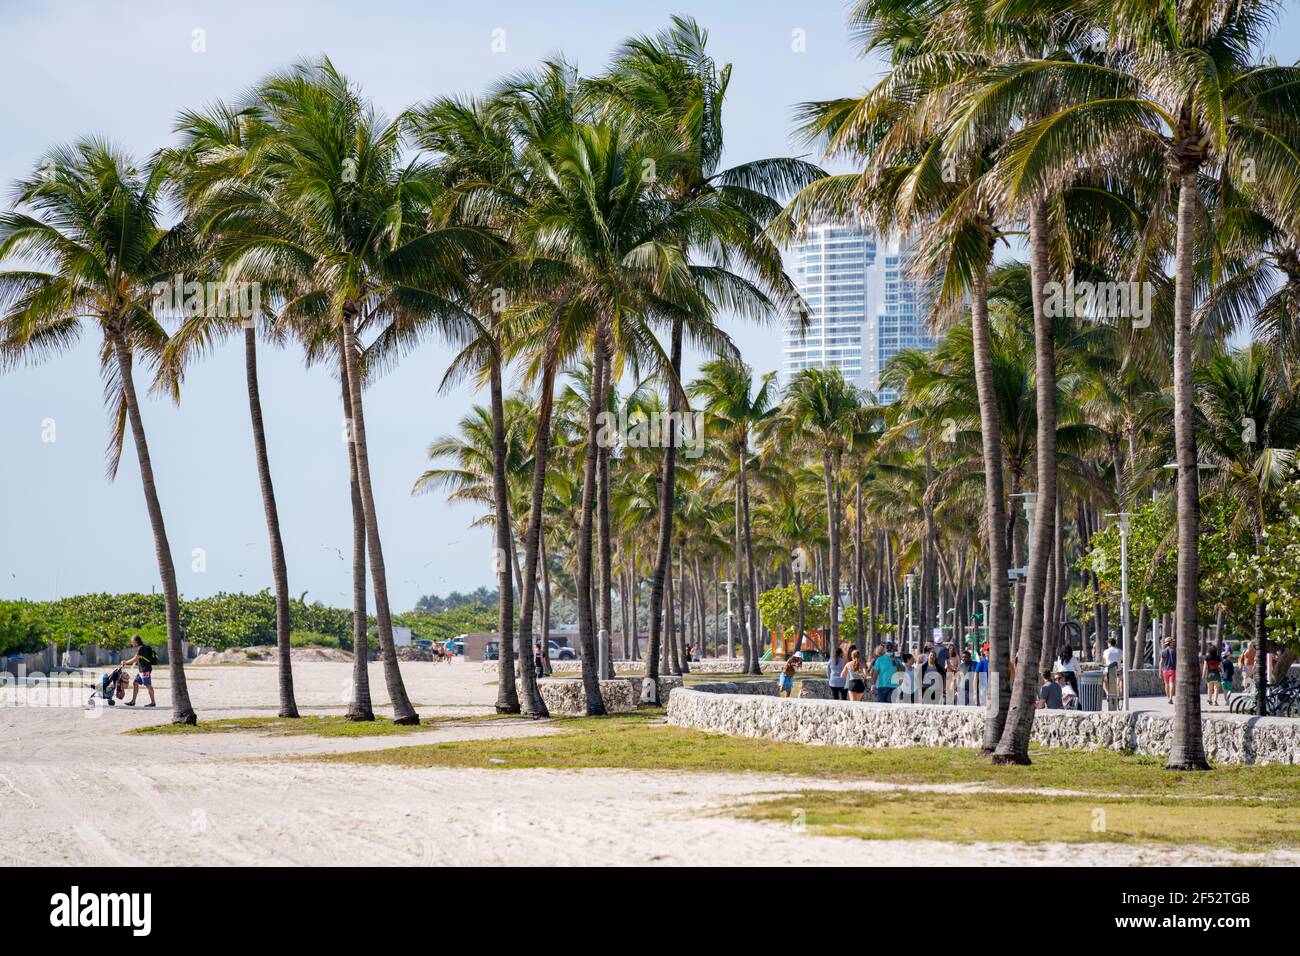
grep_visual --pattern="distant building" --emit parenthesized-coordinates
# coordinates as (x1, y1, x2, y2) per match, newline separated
(782, 225, 934, 402)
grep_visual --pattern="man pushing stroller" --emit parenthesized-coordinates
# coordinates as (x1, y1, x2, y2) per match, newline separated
(121, 635, 157, 707)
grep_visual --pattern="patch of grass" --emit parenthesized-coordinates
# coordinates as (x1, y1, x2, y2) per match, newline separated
(306, 712, 1300, 801)
(130, 713, 511, 737)
(737, 790, 1300, 853)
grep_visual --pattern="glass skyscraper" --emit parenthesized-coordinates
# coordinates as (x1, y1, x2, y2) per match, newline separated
(782, 224, 934, 403)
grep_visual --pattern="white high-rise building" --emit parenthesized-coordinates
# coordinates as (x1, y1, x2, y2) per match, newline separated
(782, 225, 934, 403)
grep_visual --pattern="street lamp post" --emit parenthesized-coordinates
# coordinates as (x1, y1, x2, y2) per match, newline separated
(722, 581, 735, 659)
(1106, 512, 1132, 712)
(904, 573, 916, 653)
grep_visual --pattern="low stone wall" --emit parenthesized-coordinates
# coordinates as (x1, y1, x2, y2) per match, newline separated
(675, 679, 830, 700)
(538, 678, 638, 715)
(667, 687, 1300, 766)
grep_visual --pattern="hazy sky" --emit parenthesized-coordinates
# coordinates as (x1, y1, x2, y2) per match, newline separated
(2, 1, 1298, 610)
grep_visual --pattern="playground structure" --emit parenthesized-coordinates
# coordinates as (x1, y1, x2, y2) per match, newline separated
(764, 627, 828, 661)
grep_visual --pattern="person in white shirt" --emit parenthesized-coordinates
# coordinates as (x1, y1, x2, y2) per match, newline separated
(1102, 637, 1123, 710)
(1054, 643, 1081, 695)
(1058, 672, 1080, 710)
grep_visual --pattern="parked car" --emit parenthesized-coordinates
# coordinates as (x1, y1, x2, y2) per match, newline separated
(548, 640, 576, 661)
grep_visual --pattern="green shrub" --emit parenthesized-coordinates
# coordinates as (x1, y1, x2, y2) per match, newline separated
(289, 630, 340, 649)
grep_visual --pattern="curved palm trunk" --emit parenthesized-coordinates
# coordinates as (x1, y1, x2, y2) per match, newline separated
(972, 267, 1008, 749)
(854, 481, 866, 657)
(740, 456, 761, 673)
(646, 317, 684, 683)
(574, 326, 608, 716)
(339, 341, 373, 721)
(110, 335, 196, 725)
(341, 320, 418, 725)
(244, 327, 297, 718)
(793, 566, 808, 653)
(515, 347, 557, 715)
(735, 482, 752, 671)
(597, 350, 615, 680)
(822, 451, 842, 664)
(489, 354, 525, 714)
(1166, 169, 1209, 770)
(994, 202, 1056, 764)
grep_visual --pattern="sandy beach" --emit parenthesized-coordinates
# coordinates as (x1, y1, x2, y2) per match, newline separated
(1, 660, 1293, 867)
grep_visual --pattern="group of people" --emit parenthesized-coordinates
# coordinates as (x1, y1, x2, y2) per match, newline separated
(814, 639, 994, 705)
(1161, 637, 1256, 706)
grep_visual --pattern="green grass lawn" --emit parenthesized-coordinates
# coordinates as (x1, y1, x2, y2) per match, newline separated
(736, 789, 1300, 853)
(130, 713, 513, 737)
(304, 710, 1300, 802)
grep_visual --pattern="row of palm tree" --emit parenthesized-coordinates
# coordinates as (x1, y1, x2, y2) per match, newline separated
(4, 3, 1297, 782)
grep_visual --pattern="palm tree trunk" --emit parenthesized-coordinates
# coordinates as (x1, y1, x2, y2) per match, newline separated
(110, 334, 196, 725)
(735, 482, 752, 672)
(1167, 169, 1210, 770)
(539, 531, 553, 679)
(515, 346, 558, 711)
(489, 353, 528, 714)
(646, 316, 684, 683)
(822, 451, 842, 664)
(574, 325, 608, 716)
(855, 480, 866, 657)
(341, 319, 418, 724)
(340, 340, 373, 721)
(597, 355, 615, 680)
(994, 200, 1056, 764)
(740, 453, 761, 673)
(243, 327, 297, 718)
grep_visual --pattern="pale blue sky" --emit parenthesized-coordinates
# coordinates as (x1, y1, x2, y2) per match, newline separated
(2, 1, 1297, 609)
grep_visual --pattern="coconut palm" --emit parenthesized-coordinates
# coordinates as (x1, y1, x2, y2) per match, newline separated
(0, 141, 198, 724)
(163, 103, 301, 718)
(778, 368, 868, 665)
(692, 357, 782, 672)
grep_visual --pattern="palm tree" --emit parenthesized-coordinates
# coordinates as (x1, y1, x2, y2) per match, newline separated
(692, 357, 781, 672)
(0, 141, 198, 724)
(1196, 346, 1300, 715)
(779, 368, 867, 665)
(232, 59, 491, 723)
(164, 104, 301, 718)
(590, 17, 817, 683)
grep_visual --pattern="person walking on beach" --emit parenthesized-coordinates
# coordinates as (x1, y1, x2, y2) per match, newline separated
(779, 655, 798, 697)
(828, 643, 848, 700)
(841, 647, 868, 701)
(121, 635, 156, 707)
(1203, 644, 1223, 707)
(1160, 637, 1177, 703)
(1102, 637, 1123, 710)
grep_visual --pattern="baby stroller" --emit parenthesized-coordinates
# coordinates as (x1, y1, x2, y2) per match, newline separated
(88, 666, 127, 707)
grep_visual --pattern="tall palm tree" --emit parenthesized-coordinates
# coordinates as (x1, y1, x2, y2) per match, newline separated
(590, 17, 818, 683)
(779, 368, 867, 665)
(692, 357, 781, 672)
(983, 0, 1300, 767)
(0, 141, 198, 724)
(232, 59, 491, 723)
(1196, 345, 1300, 715)
(164, 103, 301, 718)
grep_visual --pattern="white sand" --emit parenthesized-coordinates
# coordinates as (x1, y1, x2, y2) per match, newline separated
(1, 659, 1293, 866)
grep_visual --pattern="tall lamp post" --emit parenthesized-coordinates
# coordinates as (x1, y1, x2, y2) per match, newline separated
(722, 581, 735, 659)
(904, 573, 916, 653)
(1106, 512, 1132, 711)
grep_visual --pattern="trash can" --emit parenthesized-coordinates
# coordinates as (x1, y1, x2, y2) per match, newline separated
(1079, 669, 1103, 712)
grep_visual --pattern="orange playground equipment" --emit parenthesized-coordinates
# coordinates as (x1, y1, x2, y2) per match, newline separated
(766, 627, 827, 661)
